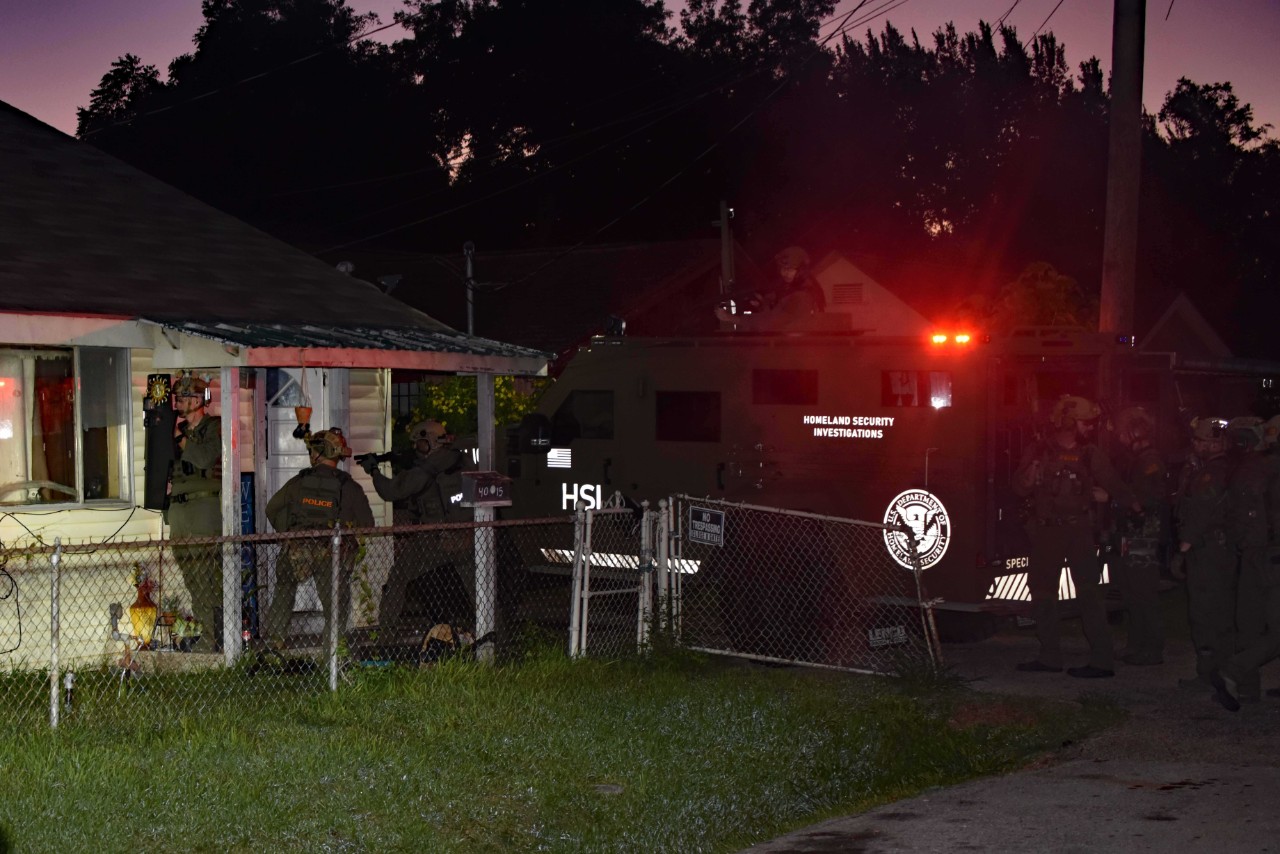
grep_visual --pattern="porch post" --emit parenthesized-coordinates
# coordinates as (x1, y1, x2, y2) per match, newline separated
(474, 372, 496, 661)
(220, 366, 242, 665)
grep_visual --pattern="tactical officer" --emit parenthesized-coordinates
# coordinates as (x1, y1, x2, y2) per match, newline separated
(265, 428, 373, 648)
(361, 419, 473, 635)
(1111, 407, 1169, 665)
(1012, 395, 1138, 678)
(167, 372, 222, 652)
(1213, 415, 1280, 709)
(1222, 416, 1277, 702)
(1176, 417, 1236, 688)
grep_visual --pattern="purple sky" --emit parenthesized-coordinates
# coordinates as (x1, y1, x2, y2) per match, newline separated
(1, 1, 1277, 139)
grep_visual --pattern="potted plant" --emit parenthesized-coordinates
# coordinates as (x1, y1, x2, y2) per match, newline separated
(159, 596, 180, 628)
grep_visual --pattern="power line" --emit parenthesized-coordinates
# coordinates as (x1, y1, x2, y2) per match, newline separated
(1032, 0, 1069, 39)
(997, 0, 1023, 27)
(489, 0, 903, 290)
(81, 19, 403, 138)
(319, 1, 895, 254)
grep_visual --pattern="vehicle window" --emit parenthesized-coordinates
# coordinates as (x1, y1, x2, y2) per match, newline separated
(551, 390, 614, 443)
(881, 371, 953, 408)
(656, 391, 720, 442)
(0, 346, 131, 505)
(752, 369, 818, 405)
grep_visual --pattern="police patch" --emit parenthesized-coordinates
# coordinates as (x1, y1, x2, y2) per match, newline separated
(883, 488, 951, 571)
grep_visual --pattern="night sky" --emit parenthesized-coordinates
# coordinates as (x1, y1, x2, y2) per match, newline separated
(1, 0, 1277, 139)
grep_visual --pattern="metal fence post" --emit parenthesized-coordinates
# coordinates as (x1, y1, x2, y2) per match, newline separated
(637, 501, 653, 649)
(902, 526, 944, 669)
(49, 537, 61, 729)
(474, 506, 496, 663)
(660, 496, 680, 637)
(568, 502, 587, 658)
(330, 527, 341, 692)
(223, 538, 242, 668)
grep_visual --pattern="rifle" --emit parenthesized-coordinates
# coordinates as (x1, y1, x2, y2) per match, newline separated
(354, 449, 414, 470)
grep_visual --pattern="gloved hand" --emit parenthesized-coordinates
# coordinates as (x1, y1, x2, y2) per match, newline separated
(358, 455, 378, 475)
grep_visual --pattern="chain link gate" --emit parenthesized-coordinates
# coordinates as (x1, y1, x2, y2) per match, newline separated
(565, 496, 941, 674)
(661, 495, 941, 674)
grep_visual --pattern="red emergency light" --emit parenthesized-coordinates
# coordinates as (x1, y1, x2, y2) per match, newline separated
(928, 332, 975, 346)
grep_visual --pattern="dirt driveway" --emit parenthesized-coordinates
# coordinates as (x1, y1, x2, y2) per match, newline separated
(741, 598, 1280, 853)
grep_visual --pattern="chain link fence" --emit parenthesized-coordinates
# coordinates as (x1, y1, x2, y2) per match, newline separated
(4, 495, 940, 728)
(664, 495, 940, 674)
(1, 517, 575, 728)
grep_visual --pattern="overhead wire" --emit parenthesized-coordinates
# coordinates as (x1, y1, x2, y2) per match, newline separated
(319, 1, 893, 254)
(485, 0, 901, 291)
(1031, 0, 1068, 39)
(80, 19, 404, 138)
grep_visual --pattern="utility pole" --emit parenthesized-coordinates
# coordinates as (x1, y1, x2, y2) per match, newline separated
(464, 241, 477, 336)
(1099, 0, 1145, 337)
(713, 200, 735, 296)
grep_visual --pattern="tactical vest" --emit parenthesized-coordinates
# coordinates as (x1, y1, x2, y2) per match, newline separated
(1032, 443, 1096, 519)
(286, 468, 349, 531)
(412, 450, 472, 524)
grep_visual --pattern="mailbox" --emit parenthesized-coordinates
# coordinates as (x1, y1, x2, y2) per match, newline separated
(460, 470, 513, 507)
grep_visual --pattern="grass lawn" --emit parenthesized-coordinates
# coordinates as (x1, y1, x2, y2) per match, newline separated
(0, 648, 1121, 853)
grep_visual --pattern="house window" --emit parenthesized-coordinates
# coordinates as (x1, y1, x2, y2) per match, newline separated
(882, 371, 953, 408)
(656, 391, 721, 442)
(753, 369, 818, 405)
(0, 346, 131, 505)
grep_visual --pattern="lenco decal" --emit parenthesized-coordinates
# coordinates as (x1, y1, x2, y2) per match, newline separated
(803, 414, 895, 439)
(882, 488, 951, 570)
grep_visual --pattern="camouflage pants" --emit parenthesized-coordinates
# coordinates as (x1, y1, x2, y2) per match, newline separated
(1184, 541, 1237, 677)
(378, 530, 475, 633)
(1026, 520, 1112, 670)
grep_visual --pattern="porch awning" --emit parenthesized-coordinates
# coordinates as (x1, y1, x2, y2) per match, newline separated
(152, 320, 550, 375)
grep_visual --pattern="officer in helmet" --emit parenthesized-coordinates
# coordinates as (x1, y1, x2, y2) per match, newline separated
(1212, 416, 1280, 710)
(770, 246, 826, 319)
(167, 371, 222, 652)
(1111, 406, 1168, 666)
(1220, 416, 1277, 703)
(1175, 416, 1235, 689)
(265, 428, 373, 649)
(361, 419, 474, 639)
(1012, 395, 1138, 678)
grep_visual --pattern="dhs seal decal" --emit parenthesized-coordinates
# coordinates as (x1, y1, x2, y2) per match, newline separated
(883, 489, 951, 570)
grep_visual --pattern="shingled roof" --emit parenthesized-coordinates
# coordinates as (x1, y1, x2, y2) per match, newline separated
(0, 100, 522, 345)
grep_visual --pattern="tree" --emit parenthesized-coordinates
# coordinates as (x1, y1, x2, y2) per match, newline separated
(1158, 78, 1269, 152)
(75, 54, 163, 136)
(957, 262, 1098, 335)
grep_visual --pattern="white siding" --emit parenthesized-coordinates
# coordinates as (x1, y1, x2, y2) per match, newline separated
(347, 368, 392, 627)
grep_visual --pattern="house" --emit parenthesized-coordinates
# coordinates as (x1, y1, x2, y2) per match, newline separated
(0, 100, 546, 667)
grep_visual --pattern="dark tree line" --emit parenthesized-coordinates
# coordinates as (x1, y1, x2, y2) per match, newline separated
(76, 0, 1279, 356)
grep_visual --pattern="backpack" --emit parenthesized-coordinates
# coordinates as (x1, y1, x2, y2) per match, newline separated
(281, 467, 351, 581)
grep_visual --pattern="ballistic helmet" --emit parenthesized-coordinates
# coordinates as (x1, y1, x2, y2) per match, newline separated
(409, 419, 453, 446)
(775, 246, 810, 271)
(1114, 406, 1155, 444)
(1226, 416, 1264, 451)
(308, 428, 351, 461)
(1190, 416, 1228, 442)
(172, 372, 208, 400)
(775, 246, 810, 283)
(1050, 395, 1101, 430)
